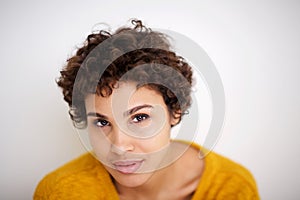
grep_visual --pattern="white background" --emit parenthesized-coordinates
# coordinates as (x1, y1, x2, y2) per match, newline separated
(1, 0, 300, 199)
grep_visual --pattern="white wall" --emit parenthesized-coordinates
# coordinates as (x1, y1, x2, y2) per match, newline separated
(1, 0, 299, 199)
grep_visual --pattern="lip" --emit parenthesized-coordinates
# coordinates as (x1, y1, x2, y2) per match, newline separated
(112, 159, 144, 174)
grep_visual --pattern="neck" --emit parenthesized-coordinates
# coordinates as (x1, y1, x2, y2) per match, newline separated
(116, 161, 179, 199)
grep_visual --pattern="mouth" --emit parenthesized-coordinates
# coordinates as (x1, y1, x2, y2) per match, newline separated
(112, 159, 144, 174)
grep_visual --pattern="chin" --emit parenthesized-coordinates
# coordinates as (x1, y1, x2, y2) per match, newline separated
(106, 167, 153, 188)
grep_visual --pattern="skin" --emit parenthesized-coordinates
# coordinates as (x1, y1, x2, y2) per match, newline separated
(85, 82, 204, 200)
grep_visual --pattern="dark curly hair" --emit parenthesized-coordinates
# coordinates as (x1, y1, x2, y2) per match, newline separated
(57, 20, 193, 128)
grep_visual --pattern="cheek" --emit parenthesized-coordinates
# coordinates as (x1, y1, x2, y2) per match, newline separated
(135, 127, 171, 152)
(88, 130, 112, 159)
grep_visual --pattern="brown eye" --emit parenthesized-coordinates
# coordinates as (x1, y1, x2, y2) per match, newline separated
(94, 119, 110, 127)
(132, 114, 149, 123)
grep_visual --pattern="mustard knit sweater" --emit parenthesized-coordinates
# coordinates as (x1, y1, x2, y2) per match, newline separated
(34, 143, 260, 199)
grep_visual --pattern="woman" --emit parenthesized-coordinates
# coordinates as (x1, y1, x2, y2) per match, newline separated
(34, 20, 259, 199)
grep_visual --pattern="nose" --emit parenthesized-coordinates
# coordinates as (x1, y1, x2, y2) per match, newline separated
(110, 126, 135, 155)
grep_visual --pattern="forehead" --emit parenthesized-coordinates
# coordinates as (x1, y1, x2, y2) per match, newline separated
(85, 82, 166, 112)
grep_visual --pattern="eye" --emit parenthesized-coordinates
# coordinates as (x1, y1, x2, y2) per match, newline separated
(131, 114, 149, 123)
(94, 119, 110, 127)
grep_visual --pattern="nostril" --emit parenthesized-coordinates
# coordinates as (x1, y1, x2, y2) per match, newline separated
(110, 142, 135, 155)
(110, 144, 126, 155)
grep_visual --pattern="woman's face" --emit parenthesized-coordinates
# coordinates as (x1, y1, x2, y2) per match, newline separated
(85, 82, 178, 188)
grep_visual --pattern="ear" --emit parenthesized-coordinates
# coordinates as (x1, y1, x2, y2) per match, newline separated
(170, 110, 181, 126)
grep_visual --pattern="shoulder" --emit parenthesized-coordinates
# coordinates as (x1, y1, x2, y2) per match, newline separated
(191, 144, 260, 199)
(34, 153, 116, 200)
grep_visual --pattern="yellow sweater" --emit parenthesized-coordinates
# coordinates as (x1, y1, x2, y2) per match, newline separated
(34, 143, 260, 199)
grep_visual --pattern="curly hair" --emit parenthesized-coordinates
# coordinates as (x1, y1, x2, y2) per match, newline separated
(57, 20, 193, 128)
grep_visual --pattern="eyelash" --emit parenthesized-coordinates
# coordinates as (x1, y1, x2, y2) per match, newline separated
(93, 119, 110, 127)
(131, 113, 149, 123)
(93, 113, 149, 128)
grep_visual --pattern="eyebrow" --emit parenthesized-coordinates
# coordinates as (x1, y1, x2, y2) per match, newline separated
(123, 104, 153, 117)
(86, 104, 153, 119)
(86, 112, 108, 119)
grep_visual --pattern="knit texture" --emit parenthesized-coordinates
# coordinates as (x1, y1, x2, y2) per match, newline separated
(34, 143, 260, 199)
